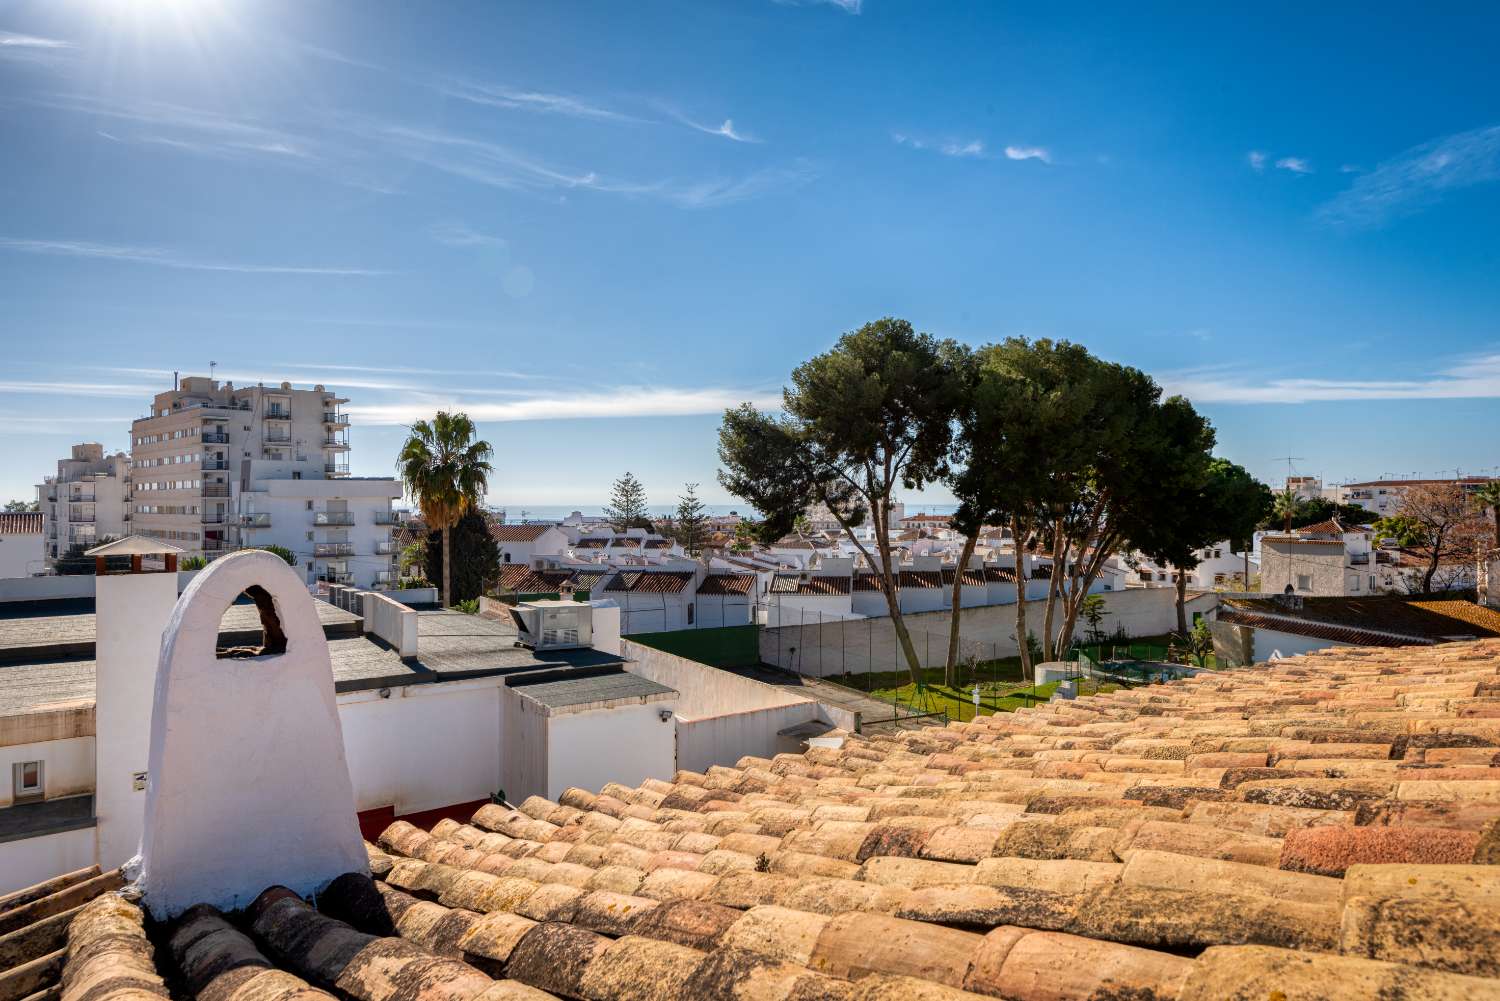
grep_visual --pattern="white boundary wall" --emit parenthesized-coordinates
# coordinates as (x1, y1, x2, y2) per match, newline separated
(760, 588, 1216, 675)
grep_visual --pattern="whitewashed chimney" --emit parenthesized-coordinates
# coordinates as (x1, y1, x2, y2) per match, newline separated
(139, 549, 365, 919)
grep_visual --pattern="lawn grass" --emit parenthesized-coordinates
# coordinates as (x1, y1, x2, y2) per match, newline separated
(629, 624, 761, 669)
(868, 676, 1122, 722)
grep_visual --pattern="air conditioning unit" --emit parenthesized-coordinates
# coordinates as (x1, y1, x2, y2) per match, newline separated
(509, 600, 593, 650)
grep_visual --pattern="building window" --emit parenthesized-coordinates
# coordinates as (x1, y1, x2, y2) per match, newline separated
(1296, 574, 1312, 591)
(13, 760, 43, 801)
(687, 603, 694, 625)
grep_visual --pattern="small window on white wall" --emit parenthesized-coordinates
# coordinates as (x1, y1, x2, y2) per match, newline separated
(13, 760, 43, 801)
(1296, 574, 1312, 591)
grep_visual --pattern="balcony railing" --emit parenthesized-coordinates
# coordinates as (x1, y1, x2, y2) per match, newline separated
(325, 463, 350, 476)
(375, 540, 395, 555)
(67, 492, 96, 503)
(201, 432, 229, 444)
(202, 460, 230, 471)
(323, 411, 350, 425)
(265, 410, 291, 421)
(263, 433, 292, 444)
(202, 484, 230, 498)
(373, 511, 399, 525)
(202, 540, 230, 553)
(322, 437, 350, 450)
(313, 512, 355, 526)
(201, 513, 227, 524)
(68, 514, 96, 524)
(321, 571, 352, 584)
(315, 542, 355, 557)
(238, 512, 271, 528)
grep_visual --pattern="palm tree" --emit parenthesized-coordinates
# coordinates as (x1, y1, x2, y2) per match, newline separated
(397, 412, 494, 608)
(1475, 479, 1500, 550)
(1271, 486, 1303, 533)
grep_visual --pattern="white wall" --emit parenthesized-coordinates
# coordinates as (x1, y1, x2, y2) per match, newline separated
(0, 531, 43, 579)
(545, 702, 676, 801)
(623, 639, 806, 716)
(695, 596, 752, 628)
(500, 687, 549, 805)
(0, 826, 96, 896)
(0, 570, 201, 605)
(676, 703, 820, 774)
(339, 681, 502, 815)
(94, 571, 179, 871)
(761, 587, 1211, 675)
(1253, 626, 1356, 663)
(0, 737, 94, 809)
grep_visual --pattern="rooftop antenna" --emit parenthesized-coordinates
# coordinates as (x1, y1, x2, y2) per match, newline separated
(1272, 455, 1305, 532)
(209, 360, 218, 383)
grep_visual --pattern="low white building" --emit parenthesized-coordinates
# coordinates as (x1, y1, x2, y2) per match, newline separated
(491, 523, 569, 565)
(0, 512, 44, 579)
(1126, 540, 1257, 591)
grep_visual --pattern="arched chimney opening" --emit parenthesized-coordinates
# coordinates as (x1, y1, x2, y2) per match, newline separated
(216, 585, 288, 658)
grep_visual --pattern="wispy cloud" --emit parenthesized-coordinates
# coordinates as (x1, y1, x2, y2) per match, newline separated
(0, 238, 385, 276)
(1248, 150, 1267, 171)
(1003, 145, 1050, 164)
(0, 31, 72, 49)
(660, 162, 818, 208)
(428, 222, 506, 248)
(1319, 123, 1500, 226)
(1275, 156, 1312, 174)
(439, 80, 641, 123)
(1163, 351, 1500, 404)
(774, 0, 862, 12)
(0, 380, 156, 399)
(348, 386, 785, 426)
(894, 133, 987, 158)
(673, 115, 759, 143)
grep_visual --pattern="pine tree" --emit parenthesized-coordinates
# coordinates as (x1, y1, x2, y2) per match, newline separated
(604, 472, 650, 531)
(676, 483, 706, 556)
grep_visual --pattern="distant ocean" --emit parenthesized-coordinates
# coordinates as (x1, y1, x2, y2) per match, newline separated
(489, 502, 962, 523)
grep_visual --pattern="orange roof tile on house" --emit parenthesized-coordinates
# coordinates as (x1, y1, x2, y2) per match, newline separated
(574, 537, 610, 549)
(11, 637, 1500, 1001)
(602, 570, 695, 594)
(695, 573, 756, 596)
(769, 574, 850, 596)
(490, 524, 556, 543)
(1223, 594, 1500, 645)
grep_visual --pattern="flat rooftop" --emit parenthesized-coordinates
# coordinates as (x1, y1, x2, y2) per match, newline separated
(508, 667, 677, 715)
(0, 603, 628, 712)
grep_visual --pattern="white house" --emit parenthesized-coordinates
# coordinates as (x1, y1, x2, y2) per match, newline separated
(599, 568, 701, 633)
(490, 523, 569, 565)
(693, 571, 758, 627)
(0, 512, 44, 579)
(1126, 540, 1257, 591)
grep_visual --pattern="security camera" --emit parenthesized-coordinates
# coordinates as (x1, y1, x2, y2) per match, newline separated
(658, 708, 673, 723)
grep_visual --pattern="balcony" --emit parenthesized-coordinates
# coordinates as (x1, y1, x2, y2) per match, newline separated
(265, 410, 291, 422)
(315, 542, 355, 557)
(238, 512, 271, 528)
(325, 462, 350, 477)
(202, 459, 230, 471)
(201, 431, 229, 444)
(68, 513, 96, 524)
(67, 492, 96, 503)
(321, 571, 352, 584)
(375, 540, 395, 555)
(313, 511, 355, 526)
(263, 432, 292, 444)
(373, 511, 399, 525)
(201, 513, 227, 524)
(202, 540, 230, 553)
(202, 484, 230, 498)
(323, 411, 350, 426)
(322, 437, 350, 451)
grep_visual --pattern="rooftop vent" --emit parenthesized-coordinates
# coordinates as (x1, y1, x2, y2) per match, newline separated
(510, 600, 593, 650)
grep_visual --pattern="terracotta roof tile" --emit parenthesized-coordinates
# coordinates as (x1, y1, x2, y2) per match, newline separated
(489, 524, 555, 543)
(770, 574, 850, 596)
(696, 573, 756, 596)
(603, 571, 695, 594)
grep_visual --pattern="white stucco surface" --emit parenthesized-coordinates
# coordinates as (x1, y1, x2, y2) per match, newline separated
(94, 571, 179, 870)
(139, 550, 366, 919)
(0, 825, 96, 896)
(0, 736, 94, 809)
(544, 702, 675, 800)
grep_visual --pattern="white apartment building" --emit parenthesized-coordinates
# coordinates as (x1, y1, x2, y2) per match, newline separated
(1336, 477, 1493, 518)
(128, 376, 400, 589)
(36, 444, 133, 566)
(1127, 540, 1257, 591)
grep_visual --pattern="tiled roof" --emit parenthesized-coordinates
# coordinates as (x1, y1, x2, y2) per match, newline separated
(490, 524, 555, 543)
(1223, 595, 1500, 643)
(772, 537, 815, 550)
(942, 567, 986, 587)
(496, 565, 575, 594)
(1296, 518, 1369, 537)
(0, 512, 42, 535)
(609, 538, 642, 548)
(569, 570, 607, 591)
(1261, 535, 1344, 548)
(21, 638, 1500, 1001)
(574, 538, 609, 549)
(1216, 609, 1424, 648)
(853, 571, 944, 591)
(696, 573, 756, 596)
(603, 570, 695, 594)
(770, 574, 850, 595)
(643, 539, 671, 550)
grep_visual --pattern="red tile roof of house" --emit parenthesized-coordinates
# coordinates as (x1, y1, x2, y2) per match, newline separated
(603, 570, 695, 594)
(489, 523, 555, 543)
(1222, 594, 1500, 644)
(0, 512, 42, 535)
(770, 574, 850, 595)
(574, 537, 609, 549)
(695, 573, 756, 596)
(18, 636, 1500, 1001)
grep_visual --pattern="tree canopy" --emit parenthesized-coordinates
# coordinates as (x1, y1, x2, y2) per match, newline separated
(398, 412, 493, 606)
(422, 509, 500, 604)
(604, 472, 652, 531)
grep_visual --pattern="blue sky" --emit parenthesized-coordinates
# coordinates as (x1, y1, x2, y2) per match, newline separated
(3, 1, 1499, 509)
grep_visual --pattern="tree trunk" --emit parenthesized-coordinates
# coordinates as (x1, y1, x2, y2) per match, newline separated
(1040, 530, 1063, 662)
(870, 498, 924, 688)
(1243, 548, 1250, 590)
(442, 526, 453, 608)
(1012, 519, 1032, 682)
(1175, 572, 1188, 636)
(944, 534, 980, 687)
